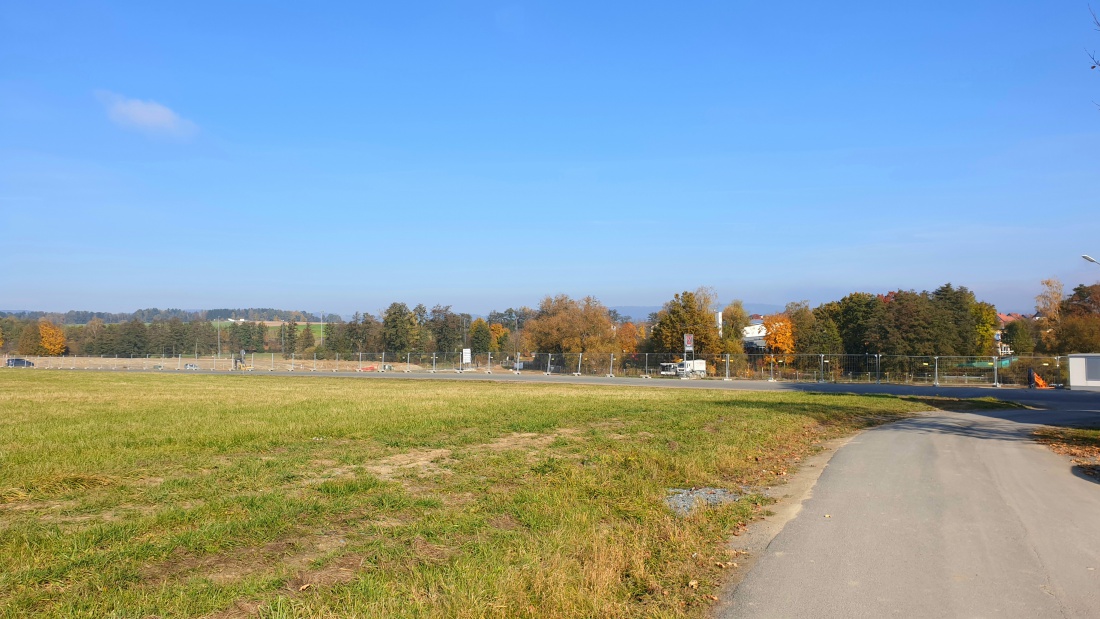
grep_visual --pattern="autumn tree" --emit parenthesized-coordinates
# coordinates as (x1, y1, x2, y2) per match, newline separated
(616, 322, 641, 354)
(648, 289, 723, 355)
(0, 323, 5, 349)
(488, 322, 510, 353)
(1055, 315, 1100, 353)
(38, 320, 66, 356)
(1061, 283, 1100, 317)
(523, 295, 616, 354)
(1051, 282, 1100, 353)
(969, 302, 999, 356)
(1035, 278, 1064, 352)
(762, 314, 794, 359)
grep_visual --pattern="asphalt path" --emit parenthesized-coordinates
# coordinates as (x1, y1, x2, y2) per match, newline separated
(718, 401, 1100, 618)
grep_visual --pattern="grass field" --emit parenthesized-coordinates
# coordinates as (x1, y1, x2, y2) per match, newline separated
(0, 373, 940, 618)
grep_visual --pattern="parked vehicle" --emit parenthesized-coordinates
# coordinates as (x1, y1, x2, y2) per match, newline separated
(659, 359, 706, 378)
(6, 358, 34, 368)
(184, 363, 199, 370)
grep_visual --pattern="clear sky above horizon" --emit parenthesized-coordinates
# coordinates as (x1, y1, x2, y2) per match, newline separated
(3, 1, 1098, 316)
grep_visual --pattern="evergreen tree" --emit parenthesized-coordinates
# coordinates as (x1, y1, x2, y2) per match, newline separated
(116, 319, 150, 357)
(298, 323, 315, 352)
(284, 321, 298, 357)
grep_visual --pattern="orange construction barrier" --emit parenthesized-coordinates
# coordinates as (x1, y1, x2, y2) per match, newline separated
(1034, 373, 1051, 389)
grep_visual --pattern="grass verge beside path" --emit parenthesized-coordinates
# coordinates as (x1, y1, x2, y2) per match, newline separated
(1, 372, 972, 618)
(1033, 427, 1100, 480)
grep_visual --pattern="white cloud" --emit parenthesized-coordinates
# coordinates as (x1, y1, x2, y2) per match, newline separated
(95, 90, 198, 139)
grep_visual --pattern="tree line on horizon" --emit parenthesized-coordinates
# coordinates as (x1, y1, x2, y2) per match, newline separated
(2, 281, 1098, 359)
(0, 307, 320, 325)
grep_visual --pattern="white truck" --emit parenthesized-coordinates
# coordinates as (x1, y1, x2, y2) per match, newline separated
(659, 359, 707, 378)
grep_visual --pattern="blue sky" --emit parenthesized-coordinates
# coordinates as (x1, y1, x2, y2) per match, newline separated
(2, 1, 1098, 316)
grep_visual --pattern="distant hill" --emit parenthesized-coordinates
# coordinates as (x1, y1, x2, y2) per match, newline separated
(0, 308, 320, 325)
(610, 303, 783, 322)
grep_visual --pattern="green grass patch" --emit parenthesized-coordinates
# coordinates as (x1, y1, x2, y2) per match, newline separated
(0, 373, 932, 618)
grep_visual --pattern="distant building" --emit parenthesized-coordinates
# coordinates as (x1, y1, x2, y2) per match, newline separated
(742, 323, 767, 352)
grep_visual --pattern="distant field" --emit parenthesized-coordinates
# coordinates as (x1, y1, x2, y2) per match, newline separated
(0, 373, 932, 618)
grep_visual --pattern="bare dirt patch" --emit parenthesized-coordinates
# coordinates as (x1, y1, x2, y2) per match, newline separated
(143, 531, 352, 587)
(488, 514, 520, 531)
(365, 448, 453, 480)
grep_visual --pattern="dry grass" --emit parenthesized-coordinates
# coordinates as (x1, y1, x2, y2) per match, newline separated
(0, 372, 935, 618)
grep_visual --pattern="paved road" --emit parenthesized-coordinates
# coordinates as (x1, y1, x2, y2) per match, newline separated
(719, 404, 1100, 618)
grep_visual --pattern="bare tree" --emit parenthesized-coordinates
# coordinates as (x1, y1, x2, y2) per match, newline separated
(1091, 6, 1100, 71)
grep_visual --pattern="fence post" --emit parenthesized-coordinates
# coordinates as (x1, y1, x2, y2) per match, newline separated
(644, 353, 650, 378)
(724, 354, 730, 381)
(769, 360, 775, 382)
(406, 353, 411, 373)
(487, 352, 492, 374)
(933, 356, 939, 386)
(608, 353, 614, 378)
(992, 356, 1000, 387)
(876, 354, 881, 384)
(313, 354, 317, 372)
(432, 353, 437, 373)
(819, 354, 825, 383)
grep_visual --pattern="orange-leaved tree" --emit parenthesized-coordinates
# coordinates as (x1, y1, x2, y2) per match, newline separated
(762, 314, 794, 362)
(617, 322, 641, 353)
(489, 323, 510, 352)
(38, 320, 67, 356)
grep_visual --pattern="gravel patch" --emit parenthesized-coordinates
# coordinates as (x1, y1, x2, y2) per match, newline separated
(666, 487, 740, 516)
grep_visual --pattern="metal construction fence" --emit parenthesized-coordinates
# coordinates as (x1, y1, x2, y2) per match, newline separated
(2, 352, 1069, 387)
